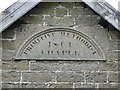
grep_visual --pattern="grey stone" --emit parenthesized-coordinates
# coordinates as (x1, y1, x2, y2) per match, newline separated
(2, 50, 14, 60)
(1, 2, 120, 89)
(2, 40, 15, 50)
(27, 7, 55, 15)
(2, 71, 21, 83)
(2, 60, 29, 70)
(108, 30, 120, 41)
(86, 72, 107, 83)
(1, 27, 16, 39)
(98, 83, 119, 88)
(30, 61, 60, 71)
(56, 72, 84, 82)
(60, 2, 75, 8)
(108, 72, 119, 83)
(98, 61, 119, 71)
(36, 2, 59, 8)
(76, 16, 100, 26)
(48, 83, 73, 88)
(56, 8, 67, 16)
(70, 8, 96, 16)
(15, 28, 105, 60)
(20, 16, 43, 24)
(108, 51, 119, 61)
(22, 72, 53, 83)
(74, 83, 95, 88)
(109, 41, 119, 51)
(45, 16, 74, 26)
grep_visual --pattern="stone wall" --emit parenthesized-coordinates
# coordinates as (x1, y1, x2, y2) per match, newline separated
(1, 2, 120, 88)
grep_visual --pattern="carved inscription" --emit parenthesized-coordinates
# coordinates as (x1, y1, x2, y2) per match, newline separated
(16, 28, 105, 60)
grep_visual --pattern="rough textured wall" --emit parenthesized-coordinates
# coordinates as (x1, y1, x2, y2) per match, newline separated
(1, 2, 120, 88)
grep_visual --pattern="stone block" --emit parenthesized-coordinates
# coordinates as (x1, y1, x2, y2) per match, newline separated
(2, 60, 29, 70)
(20, 16, 43, 24)
(108, 30, 120, 41)
(30, 61, 60, 71)
(108, 41, 119, 51)
(2, 50, 14, 60)
(45, 16, 74, 26)
(56, 8, 67, 16)
(56, 72, 84, 82)
(60, 2, 75, 8)
(108, 51, 119, 61)
(108, 72, 119, 83)
(76, 16, 100, 26)
(1, 28, 15, 39)
(74, 83, 95, 88)
(27, 7, 54, 15)
(70, 8, 96, 16)
(58, 61, 100, 71)
(2, 71, 21, 83)
(74, 2, 85, 8)
(36, 2, 59, 8)
(23, 72, 53, 83)
(2, 40, 15, 50)
(98, 61, 118, 71)
(21, 83, 48, 88)
(86, 72, 107, 83)
(98, 83, 119, 88)
(48, 83, 73, 88)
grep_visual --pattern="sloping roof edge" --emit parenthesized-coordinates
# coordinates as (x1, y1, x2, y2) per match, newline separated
(0, 0, 120, 33)
(82, 0, 120, 31)
(0, 0, 42, 33)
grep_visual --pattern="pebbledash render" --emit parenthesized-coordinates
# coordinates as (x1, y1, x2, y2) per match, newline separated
(0, 0, 120, 89)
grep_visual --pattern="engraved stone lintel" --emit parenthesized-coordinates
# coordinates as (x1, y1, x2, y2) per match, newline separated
(15, 28, 105, 60)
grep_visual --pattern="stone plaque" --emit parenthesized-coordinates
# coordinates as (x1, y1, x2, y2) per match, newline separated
(15, 28, 105, 60)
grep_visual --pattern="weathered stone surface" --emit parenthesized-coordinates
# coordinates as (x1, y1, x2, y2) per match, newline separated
(45, 16, 74, 26)
(60, 2, 75, 8)
(2, 40, 15, 50)
(15, 28, 105, 60)
(109, 41, 119, 51)
(30, 61, 60, 71)
(20, 16, 43, 24)
(31, 61, 103, 72)
(27, 7, 55, 15)
(56, 72, 84, 82)
(30, 61, 119, 72)
(1, 28, 15, 39)
(56, 8, 67, 16)
(36, 2, 59, 8)
(2, 83, 48, 88)
(2, 50, 14, 60)
(22, 72, 53, 83)
(108, 30, 120, 40)
(70, 8, 96, 16)
(2, 71, 20, 83)
(74, 83, 95, 88)
(108, 51, 119, 61)
(98, 83, 119, 88)
(76, 16, 100, 26)
(48, 83, 73, 88)
(86, 72, 107, 83)
(108, 72, 119, 83)
(1, 2, 120, 89)
(98, 61, 118, 71)
(2, 60, 29, 70)
(58, 61, 100, 71)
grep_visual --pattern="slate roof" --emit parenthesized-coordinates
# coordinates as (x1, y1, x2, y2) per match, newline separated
(0, 0, 120, 33)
